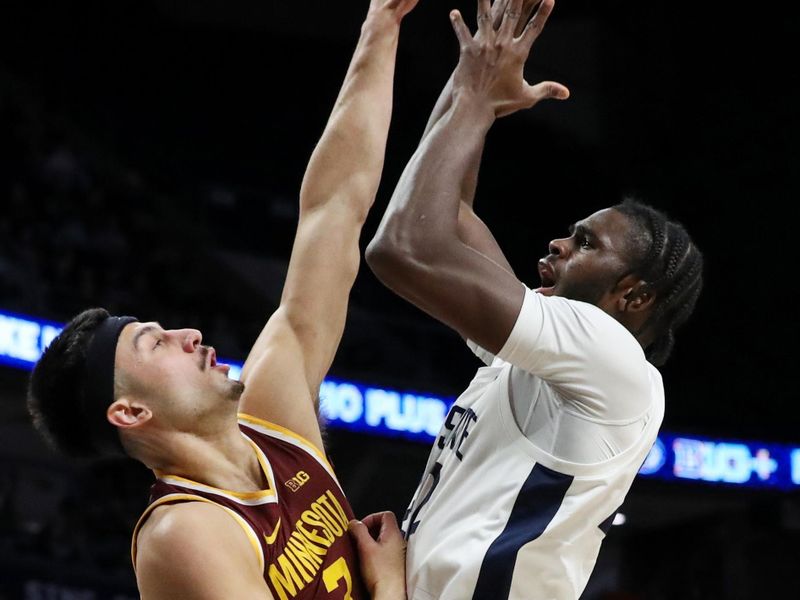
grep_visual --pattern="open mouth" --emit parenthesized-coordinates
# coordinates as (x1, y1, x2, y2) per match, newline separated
(536, 260, 557, 296)
(206, 347, 231, 375)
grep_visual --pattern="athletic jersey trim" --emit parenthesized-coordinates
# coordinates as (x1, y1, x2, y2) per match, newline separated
(130, 492, 265, 575)
(153, 435, 279, 506)
(237, 413, 340, 488)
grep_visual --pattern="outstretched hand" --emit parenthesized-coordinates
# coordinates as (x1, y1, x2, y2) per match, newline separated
(450, 0, 569, 118)
(349, 511, 406, 600)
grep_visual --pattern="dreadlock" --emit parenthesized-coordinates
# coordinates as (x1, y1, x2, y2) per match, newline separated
(613, 198, 704, 367)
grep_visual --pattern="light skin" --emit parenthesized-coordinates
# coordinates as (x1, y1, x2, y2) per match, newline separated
(349, 512, 407, 600)
(103, 1, 419, 598)
(366, 0, 656, 358)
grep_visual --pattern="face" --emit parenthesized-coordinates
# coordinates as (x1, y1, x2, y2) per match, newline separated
(114, 322, 245, 427)
(536, 208, 637, 312)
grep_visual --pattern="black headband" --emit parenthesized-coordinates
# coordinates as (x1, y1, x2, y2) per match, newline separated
(83, 315, 138, 456)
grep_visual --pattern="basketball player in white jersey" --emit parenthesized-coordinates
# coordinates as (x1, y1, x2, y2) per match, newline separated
(365, 0, 704, 598)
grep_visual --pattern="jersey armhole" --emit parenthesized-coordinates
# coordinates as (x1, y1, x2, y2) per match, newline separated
(131, 493, 265, 575)
(238, 412, 335, 473)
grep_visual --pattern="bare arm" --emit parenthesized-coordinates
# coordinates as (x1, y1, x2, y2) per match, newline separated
(136, 503, 272, 600)
(238, 0, 419, 449)
(367, 0, 568, 354)
(421, 72, 517, 277)
(420, 0, 548, 277)
(368, 93, 523, 352)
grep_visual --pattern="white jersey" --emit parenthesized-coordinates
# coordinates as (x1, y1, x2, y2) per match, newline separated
(402, 288, 664, 600)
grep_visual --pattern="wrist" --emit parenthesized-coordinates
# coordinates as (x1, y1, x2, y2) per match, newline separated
(372, 580, 406, 600)
(363, 8, 403, 37)
(450, 89, 496, 130)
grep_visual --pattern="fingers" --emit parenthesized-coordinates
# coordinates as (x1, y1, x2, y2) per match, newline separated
(520, 0, 555, 49)
(516, 0, 540, 37)
(525, 80, 570, 106)
(498, 0, 525, 41)
(358, 511, 402, 541)
(348, 519, 374, 552)
(360, 512, 385, 536)
(450, 10, 474, 50)
(378, 511, 402, 541)
(477, 0, 493, 37)
(490, 0, 511, 30)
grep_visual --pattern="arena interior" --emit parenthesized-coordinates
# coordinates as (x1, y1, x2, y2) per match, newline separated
(1, 1, 797, 598)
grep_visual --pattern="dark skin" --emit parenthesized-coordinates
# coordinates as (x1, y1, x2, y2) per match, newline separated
(366, 0, 656, 356)
(541, 208, 657, 344)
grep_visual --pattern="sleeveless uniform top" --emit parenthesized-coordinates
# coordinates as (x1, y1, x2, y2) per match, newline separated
(132, 413, 366, 600)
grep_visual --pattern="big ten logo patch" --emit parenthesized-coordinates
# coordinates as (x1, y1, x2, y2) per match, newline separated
(285, 471, 311, 492)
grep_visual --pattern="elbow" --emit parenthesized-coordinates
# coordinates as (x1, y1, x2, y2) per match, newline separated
(366, 229, 430, 287)
(366, 215, 458, 285)
(365, 233, 403, 282)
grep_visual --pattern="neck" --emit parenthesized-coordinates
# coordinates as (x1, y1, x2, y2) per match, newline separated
(135, 419, 266, 492)
(624, 314, 657, 351)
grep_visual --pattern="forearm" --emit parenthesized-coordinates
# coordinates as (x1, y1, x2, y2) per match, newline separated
(421, 73, 454, 140)
(421, 74, 485, 210)
(418, 73, 515, 275)
(369, 93, 495, 264)
(299, 10, 402, 218)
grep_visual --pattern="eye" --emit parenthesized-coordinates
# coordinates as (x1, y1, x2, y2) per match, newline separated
(154, 339, 163, 349)
(578, 235, 592, 250)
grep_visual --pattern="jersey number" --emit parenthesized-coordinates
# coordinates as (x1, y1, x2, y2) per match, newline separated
(323, 556, 353, 599)
(404, 461, 442, 540)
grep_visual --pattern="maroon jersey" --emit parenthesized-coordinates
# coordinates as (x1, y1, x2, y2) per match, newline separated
(132, 413, 367, 600)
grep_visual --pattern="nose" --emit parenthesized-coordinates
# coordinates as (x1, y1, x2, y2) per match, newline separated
(548, 237, 569, 258)
(174, 328, 202, 352)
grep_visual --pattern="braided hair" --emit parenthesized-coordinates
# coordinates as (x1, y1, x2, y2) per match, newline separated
(613, 199, 704, 367)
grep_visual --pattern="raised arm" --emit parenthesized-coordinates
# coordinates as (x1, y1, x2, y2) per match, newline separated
(239, 0, 419, 448)
(420, 0, 543, 277)
(428, 71, 517, 277)
(366, 0, 568, 354)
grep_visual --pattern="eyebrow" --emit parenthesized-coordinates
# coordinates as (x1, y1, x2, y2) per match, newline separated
(132, 323, 162, 353)
(569, 222, 598, 241)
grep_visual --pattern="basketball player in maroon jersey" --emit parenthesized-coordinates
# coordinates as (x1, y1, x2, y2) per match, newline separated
(26, 0, 417, 598)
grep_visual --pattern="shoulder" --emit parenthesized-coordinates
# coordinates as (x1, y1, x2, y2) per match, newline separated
(137, 501, 252, 564)
(503, 289, 647, 367)
(510, 292, 655, 415)
(136, 502, 268, 599)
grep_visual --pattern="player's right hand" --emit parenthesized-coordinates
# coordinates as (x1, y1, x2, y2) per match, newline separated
(349, 511, 407, 600)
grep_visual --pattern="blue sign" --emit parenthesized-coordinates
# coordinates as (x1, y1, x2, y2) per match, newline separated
(792, 449, 800, 485)
(319, 378, 453, 444)
(638, 432, 794, 491)
(3, 308, 799, 491)
(0, 310, 63, 371)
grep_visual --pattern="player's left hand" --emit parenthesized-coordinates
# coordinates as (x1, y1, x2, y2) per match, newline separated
(349, 511, 407, 600)
(450, 0, 570, 118)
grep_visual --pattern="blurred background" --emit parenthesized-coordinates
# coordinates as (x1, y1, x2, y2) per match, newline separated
(0, 0, 797, 598)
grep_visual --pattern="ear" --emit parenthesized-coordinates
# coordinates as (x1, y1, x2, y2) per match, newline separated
(616, 277, 656, 314)
(107, 398, 152, 430)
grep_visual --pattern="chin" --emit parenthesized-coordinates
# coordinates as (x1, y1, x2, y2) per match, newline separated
(226, 379, 246, 401)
